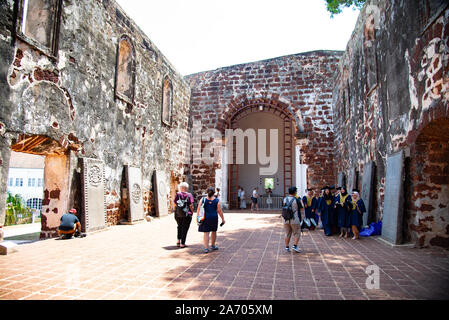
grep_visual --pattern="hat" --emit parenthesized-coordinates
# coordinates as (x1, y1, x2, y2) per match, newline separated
(69, 208, 77, 214)
(306, 188, 313, 192)
(323, 186, 330, 190)
(288, 186, 297, 194)
(330, 185, 335, 190)
(352, 189, 360, 194)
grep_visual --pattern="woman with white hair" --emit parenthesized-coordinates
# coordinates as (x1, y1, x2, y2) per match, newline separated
(173, 182, 194, 248)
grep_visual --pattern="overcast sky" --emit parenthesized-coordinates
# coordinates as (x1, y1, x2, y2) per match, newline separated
(115, 0, 361, 76)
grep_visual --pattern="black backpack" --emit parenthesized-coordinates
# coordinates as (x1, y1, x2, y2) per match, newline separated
(175, 193, 191, 218)
(282, 197, 296, 221)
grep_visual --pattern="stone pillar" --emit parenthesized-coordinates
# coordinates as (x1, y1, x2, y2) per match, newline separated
(0, 134, 12, 235)
(295, 144, 307, 198)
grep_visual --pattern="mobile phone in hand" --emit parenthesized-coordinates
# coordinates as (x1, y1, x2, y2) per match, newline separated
(220, 222, 224, 227)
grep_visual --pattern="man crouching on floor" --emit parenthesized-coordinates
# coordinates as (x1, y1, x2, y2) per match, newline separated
(58, 208, 85, 239)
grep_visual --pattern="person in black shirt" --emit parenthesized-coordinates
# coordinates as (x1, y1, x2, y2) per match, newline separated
(58, 208, 83, 239)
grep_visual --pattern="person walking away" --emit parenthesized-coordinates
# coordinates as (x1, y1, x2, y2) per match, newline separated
(251, 187, 259, 212)
(335, 186, 352, 238)
(174, 182, 194, 248)
(237, 186, 242, 209)
(58, 209, 84, 239)
(196, 187, 225, 253)
(318, 186, 335, 236)
(302, 189, 317, 230)
(282, 187, 303, 253)
(350, 189, 366, 240)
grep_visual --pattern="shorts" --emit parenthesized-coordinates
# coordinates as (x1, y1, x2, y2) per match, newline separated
(251, 197, 258, 204)
(284, 223, 300, 238)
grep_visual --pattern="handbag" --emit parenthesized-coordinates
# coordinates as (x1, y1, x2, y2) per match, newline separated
(197, 197, 206, 224)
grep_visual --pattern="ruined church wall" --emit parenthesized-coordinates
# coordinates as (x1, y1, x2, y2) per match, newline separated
(332, 0, 449, 247)
(185, 51, 342, 201)
(0, 0, 191, 233)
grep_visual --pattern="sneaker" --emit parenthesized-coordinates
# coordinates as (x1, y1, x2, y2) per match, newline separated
(285, 247, 290, 252)
(203, 248, 209, 254)
(292, 245, 301, 253)
(210, 245, 219, 251)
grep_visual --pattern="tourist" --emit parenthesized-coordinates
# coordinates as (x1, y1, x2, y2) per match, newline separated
(266, 187, 273, 209)
(282, 186, 303, 253)
(174, 182, 194, 248)
(237, 186, 242, 208)
(335, 186, 352, 238)
(196, 187, 225, 253)
(240, 187, 246, 209)
(58, 208, 84, 239)
(251, 187, 259, 212)
(318, 186, 335, 236)
(302, 188, 317, 230)
(215, 187, 220, 199)
(350, 189, 366, 240)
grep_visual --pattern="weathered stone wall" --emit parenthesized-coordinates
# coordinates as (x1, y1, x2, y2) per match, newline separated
(0, 0, 191, 236)
(186, 51, 342, 201)
(332, 0, 449, 247)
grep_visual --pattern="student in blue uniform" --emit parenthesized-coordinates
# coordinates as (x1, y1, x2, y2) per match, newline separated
(302, 188, 318, 230)
(315, 188, 324, 228)
(350, 189, 366, 240)
(334, 186, 352, 238)
(318, 186, 335, 236)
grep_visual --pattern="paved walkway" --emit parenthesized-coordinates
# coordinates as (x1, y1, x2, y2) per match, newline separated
(0, 212, 448, 300)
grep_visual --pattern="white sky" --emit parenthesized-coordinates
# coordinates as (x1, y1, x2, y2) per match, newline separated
(115, 0, 361, 76)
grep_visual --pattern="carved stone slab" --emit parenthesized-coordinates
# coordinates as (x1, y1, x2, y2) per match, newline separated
(361, 161, 375, 227)
(81, 158, 106, 232)
(126, 166, 145, 223)
(381, 150, 404, 245)
(153, 170, 169, 217)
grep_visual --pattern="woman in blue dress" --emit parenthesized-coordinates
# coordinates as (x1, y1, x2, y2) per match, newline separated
(350, 189, 366, 240)
(196, 187, 225, 253)
(318, 186, 335, 236)
(334, 186, 352, 238)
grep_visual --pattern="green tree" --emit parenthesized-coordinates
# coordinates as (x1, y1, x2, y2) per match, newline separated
(5, 193, 32, 226)
(325, 0, 366, 16)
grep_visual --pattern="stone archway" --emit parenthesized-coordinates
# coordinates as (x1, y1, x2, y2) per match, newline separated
(223, 95, 301, 209)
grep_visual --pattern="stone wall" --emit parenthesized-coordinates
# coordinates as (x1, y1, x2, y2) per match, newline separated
(186, 51, 342, 202)
(332, 0, 449, 247)
(0, 0, 191, 237)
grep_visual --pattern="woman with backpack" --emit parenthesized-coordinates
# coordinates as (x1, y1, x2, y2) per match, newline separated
(174, 182, 194, 248)
(282, 186, 303, 253)
(196, 187, 225, 253)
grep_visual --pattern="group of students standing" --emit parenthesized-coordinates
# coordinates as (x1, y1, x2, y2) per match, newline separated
(297, 185, 367, 239)
(282, 185, 367, 253)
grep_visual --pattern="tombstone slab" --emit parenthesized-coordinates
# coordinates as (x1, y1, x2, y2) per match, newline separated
(381, 150, 405, 245)
(154, 170, 169, 217)
(361, 161, 375, 227)
(81, 158, 107, 233)
(126, 166, 145, 223)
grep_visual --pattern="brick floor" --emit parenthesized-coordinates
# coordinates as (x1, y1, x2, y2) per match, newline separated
(1, 212, 448, 300)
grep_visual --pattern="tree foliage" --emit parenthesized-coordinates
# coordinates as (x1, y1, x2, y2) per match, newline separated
(325, 0, 366, 16)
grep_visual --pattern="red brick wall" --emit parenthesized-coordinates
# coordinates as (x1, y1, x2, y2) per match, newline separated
(186, 51, 342, 200)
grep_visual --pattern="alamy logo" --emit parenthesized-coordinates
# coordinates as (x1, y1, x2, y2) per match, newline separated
(178, 120, 280, 175)
(365, 265, 380, 289)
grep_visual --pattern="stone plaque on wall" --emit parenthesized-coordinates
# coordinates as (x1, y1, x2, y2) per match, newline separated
(126, 166, 145, 223)
(381, 150, 404, 245)
(81, 158, 106, 232)
(361, 161, 375, 227)
(153, 170, 168, 217)
(337, 172, 346, 188)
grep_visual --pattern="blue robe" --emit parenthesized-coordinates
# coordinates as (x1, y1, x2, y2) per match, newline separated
(319, 196, 335, 236)
(315, 196, 323, 224)
(302, 195, 318, 228)
(335, 193, 352, 228)
(350, 199, 366, 230)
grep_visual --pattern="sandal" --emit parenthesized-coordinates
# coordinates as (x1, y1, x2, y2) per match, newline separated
(180, 244, 187, 248)
(177, 241, 181, 247)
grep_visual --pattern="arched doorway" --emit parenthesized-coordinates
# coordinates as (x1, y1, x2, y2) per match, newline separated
(406, 117, 449, 248)
(8, 134, 74, 239)
(226, 100, 297, 209)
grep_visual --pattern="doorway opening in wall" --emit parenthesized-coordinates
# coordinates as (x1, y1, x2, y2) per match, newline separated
(3, 134, 70, 242)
